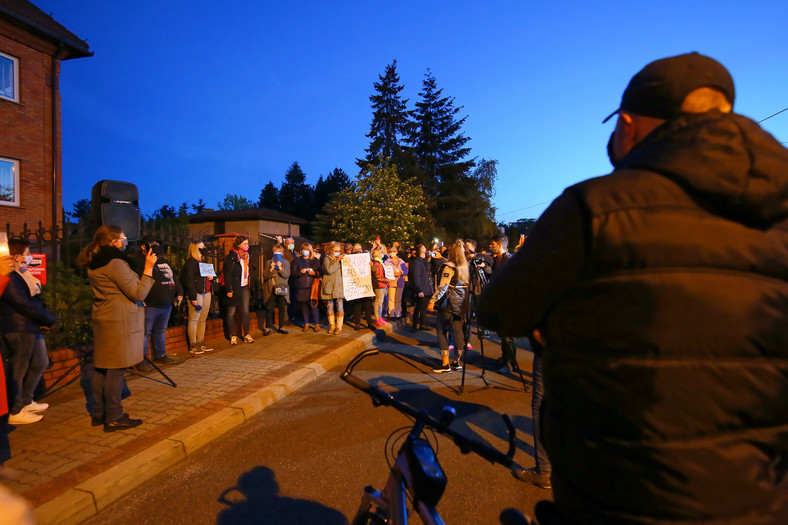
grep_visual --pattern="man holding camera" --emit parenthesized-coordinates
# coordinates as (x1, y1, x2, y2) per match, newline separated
(131, 236, 183, 370)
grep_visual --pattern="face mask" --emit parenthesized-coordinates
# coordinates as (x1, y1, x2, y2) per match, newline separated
(198, 246, 205, 254)
(607, 131, 620, 169)
(16, 254, 32, 269)
(302, 250, 310, 257)
(287, 244, 295, 251)
(119, 238, 128, 252)
(332, 252, 340, 257)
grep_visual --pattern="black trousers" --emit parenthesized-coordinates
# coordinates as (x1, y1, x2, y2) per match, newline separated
(412, 295, 429, 328)
(266, 294, 288, 329)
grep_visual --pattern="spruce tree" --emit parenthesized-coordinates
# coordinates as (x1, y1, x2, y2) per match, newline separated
(258, 181, 279, 210)
(357, 60, 413, 175)
(278, 162, 313, 219)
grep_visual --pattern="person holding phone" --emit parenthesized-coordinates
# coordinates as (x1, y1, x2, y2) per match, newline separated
(77, 225, 155, 431)
(182, 240, 214, 355)
(291, 243, 321, 332)
(409, 244, 434, 331)
(262, 244, 291, 335)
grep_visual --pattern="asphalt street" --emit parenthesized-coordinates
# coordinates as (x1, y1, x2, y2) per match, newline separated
(82, 328, 550, 524)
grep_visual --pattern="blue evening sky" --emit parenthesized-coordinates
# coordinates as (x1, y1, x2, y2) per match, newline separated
(38, 0, 788, 223)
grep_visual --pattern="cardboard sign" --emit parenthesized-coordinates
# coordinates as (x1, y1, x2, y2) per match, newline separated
(199, 262, 216, 277)
(341, 253, 374, 301)
(29, 253, 46, 285)
(383, 263, 396, 281)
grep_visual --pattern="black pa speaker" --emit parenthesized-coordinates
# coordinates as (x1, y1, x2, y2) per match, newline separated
(91, 180, 141, 240)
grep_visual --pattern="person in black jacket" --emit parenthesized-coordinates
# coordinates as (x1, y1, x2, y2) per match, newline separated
(0, 239, 57, 425)
(409, 245, 434, 331)
(290, 243, 321, 332)
(224, 236, 254, 345)
(479, 53, 788, 524)
(130, 236, 183, 369)
(182, 240, 214, 355)
(427, 241, 470, 373)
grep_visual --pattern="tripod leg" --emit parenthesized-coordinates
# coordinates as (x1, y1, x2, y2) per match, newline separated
(477, 330, 490, 387)
(39, 357, 87, 399)
(144, 357, 178, 387)
(509, 355, 531, 393)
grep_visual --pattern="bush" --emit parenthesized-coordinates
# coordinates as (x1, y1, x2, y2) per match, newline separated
(41, 263, 94, 349)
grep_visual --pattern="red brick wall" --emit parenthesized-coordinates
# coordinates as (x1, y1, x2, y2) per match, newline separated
(0, 17, 62, 233)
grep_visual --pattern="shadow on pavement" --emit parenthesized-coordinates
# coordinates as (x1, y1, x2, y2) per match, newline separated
(367, 372, 536, 464)
(216, 466, 348, 525)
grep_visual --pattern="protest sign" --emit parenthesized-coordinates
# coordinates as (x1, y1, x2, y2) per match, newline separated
(383, 263, 396, 281)
(29, 253, 46, 284)
(199, 262, 216, 277)
(341, 253, 374, 300)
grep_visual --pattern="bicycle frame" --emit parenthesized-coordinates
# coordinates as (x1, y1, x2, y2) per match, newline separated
(343, 349, 517, 525)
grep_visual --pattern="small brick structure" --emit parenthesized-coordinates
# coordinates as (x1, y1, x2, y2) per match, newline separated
(43, 311, 269, 387)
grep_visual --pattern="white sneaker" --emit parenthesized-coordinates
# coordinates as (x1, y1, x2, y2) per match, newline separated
(243, 334, 254, 343)
(9, 410, 43, 425)
(25, 401, 49, 413)
(230, 336, 238, 345)
(200, 344, 214, 352)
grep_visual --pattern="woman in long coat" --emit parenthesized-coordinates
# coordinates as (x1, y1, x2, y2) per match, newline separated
(320, 242, 345, 334)
(77, 225, 156, 432)
(291, 243, 321, 332)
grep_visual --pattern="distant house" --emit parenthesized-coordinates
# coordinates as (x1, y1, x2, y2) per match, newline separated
(0, 0, 91, 233)
(188, 207, 308, 243)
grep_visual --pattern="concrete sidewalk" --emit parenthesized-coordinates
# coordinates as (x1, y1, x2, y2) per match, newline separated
(2, 321, 393, 525)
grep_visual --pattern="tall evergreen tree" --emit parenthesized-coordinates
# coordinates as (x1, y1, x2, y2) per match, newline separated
(357, 60, 414, 175)
(313, 168, 351, 216)
(258, 181, 279, 210)
(278, 162, 313, 219)
(407, 69, 474, 202)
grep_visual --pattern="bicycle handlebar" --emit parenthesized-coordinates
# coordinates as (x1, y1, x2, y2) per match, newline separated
(341, 349, 516, 468)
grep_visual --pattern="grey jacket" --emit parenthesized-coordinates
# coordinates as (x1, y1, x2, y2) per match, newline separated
(319, 255, 344, 300)
(262, 258, 291, 304)
(88, 247, 154, 368)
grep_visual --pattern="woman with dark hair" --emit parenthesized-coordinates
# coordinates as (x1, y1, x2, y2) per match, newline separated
(409, 244, 433, 331)
(291, 243, 321, 331)
(427, 240, 470, 373)
(76, 225, 156, 431)
(262, 243, 291, 335)
(182, 240, 214, 355)
(223, 236, 254, 345)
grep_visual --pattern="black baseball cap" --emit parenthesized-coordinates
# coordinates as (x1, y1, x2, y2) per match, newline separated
(603, 52, 735, 123)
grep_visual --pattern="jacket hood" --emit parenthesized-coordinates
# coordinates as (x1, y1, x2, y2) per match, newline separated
(88, 246, 129, 271)
(618, 110, 788, 225)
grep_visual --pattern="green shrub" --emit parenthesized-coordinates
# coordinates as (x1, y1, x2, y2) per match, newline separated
(41, 263, 94, 349)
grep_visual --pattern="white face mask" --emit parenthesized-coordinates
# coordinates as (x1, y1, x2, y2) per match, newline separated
(17, 254, 33, 269)
(332, 252, 340, 257)
(302, 250, 310, 257)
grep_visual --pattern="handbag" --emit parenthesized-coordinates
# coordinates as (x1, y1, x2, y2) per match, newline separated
(310, 276, 321, 307)
(274, 285, 288, 296)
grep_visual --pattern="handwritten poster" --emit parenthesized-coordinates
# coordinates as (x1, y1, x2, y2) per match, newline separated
(383, 263, 396, 281)
(341, 253, 374, 300)
(199, 262, 217, 277)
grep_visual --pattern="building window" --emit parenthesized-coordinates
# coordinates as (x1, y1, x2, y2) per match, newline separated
(0, 157, 19, 206)
(0, 51, 19, 102)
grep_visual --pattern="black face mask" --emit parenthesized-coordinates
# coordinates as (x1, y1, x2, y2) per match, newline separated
(198, 247, 206, 254)
(607, 131, 620, 169)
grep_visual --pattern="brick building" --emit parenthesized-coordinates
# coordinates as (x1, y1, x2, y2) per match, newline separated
(0, 0, 91, 233)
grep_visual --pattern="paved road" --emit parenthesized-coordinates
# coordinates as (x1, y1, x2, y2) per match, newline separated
(83, 328, 551, 524)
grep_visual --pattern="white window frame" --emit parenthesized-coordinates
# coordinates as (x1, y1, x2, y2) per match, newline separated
(0, 156, 20, 207)
(0, 50, 19, 103)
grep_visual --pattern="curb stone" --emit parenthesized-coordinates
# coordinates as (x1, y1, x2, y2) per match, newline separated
(32, 325, 391, 525)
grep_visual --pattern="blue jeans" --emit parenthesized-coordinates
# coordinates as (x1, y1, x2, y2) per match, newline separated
(532, 352, 551, 475)
(144, 304, 172, 359)
(5, 332, 48, 414)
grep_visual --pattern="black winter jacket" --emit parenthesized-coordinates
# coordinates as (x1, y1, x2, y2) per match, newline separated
(479, 110, 788, 524)
(0, 271, 57, 334)
(182, 257, 210, 301)
(410, 256, 434, 296)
